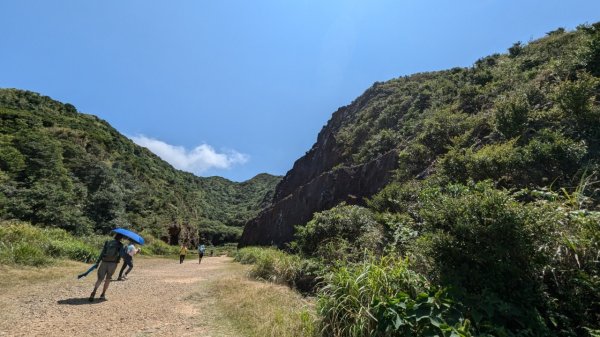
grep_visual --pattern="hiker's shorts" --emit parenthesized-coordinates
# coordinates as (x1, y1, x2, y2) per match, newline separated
(97, 261, 118, 281)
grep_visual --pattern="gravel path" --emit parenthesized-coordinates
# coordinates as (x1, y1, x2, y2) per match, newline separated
(0, 256, 241, 337)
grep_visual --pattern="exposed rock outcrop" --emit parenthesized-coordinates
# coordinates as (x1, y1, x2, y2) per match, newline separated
(239, 84, 400, 247)
(239, 150, 398, 247)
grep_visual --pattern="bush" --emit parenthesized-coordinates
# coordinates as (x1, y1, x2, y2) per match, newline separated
(235, 247, 325, 293)
(441, 130, 586, 187)
(293, 204, 383, 262)
(10, 242, 52, 266)
(235, 247, 307, 287)
(417, 182, 549, 333)
(494, 93, 530, 137)
(0, 221, 103, 265)
(318, 256, 470, 337)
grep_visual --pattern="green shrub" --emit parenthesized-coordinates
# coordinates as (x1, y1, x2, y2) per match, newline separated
(318, 256, 470, 337)
(142, 238, 179, 256)
(11, 242, 52, 266)
(0, 221, 102, 265)
(293, 204, 383, 262)
(554, 72, 600, 126)
(494, 93, 530, 137)
(47, 240, 97, 263)
(417, 182, 548, 333)
(236, 247, 305, 287)
(235, 247, 325, 293)
(441, 130, 586, 187)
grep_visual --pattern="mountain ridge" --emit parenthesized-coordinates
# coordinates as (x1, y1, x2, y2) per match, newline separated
(240, 23, 600, 247)
(0, 88, 281, 245)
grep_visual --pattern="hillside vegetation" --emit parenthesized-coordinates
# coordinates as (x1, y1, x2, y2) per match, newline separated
(240, 24, 600, 336)
(0, 89, 280, 244)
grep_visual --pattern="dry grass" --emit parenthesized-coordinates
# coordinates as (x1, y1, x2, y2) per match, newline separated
(0, 259, 86, 295)
(191, 261, 318, 337)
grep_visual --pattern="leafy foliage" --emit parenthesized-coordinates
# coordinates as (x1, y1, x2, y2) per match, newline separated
(243, 24, 600, 337)
(0, 90, 280, 244)
(0, 221, 103, 265)
(293, 204, 383, 262)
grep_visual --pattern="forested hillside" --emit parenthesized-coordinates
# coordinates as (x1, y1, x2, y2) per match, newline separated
(241, 23, 600, 247)
(239, 24, 600, 336)
(0, 89, 280, 245)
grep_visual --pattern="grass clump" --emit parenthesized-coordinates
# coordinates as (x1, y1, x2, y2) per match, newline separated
(209, 276, 317, 337)
(0, 221, 101, 266)
(318, 256, 471, 337)
(235, 247, 306, 287)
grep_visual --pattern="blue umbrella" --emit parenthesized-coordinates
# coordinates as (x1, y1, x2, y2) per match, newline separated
(112, 228, 145, 245)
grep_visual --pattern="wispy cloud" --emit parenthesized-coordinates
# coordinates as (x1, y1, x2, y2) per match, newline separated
(130, 135, 249, 175)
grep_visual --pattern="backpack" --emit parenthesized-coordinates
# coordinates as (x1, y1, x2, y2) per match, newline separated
(102, 240, 123, 262)
(119, 245, 129, 258)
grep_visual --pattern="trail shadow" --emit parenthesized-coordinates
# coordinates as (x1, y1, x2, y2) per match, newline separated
(57, 297, 106, 305)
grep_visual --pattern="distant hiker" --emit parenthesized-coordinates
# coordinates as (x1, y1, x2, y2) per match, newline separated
(179, 244, 188, 264)
(89, 233, 124, 302)
(117, 240, 140, 281)
(210, 249, 214, 257)
(198, 244, 206, 264)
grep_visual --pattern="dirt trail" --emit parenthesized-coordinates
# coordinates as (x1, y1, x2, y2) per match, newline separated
(0, 256, 243, 337)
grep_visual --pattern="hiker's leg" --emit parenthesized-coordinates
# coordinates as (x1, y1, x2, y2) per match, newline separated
(91, 262, 107, 300)
(93, 262, 107, 291)
(124, 259, 133, 276)
(100, 262, 118, 297)
(118, 261, 127, 279)
(101, 279, 111, 295)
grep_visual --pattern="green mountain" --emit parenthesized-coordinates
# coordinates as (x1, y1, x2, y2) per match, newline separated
(241, 24, 600, 245)
(0, 89, 280, 245)
(241, 24, 600, 336)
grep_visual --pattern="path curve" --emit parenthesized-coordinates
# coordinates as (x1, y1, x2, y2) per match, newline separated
(0, 256, 241, 337)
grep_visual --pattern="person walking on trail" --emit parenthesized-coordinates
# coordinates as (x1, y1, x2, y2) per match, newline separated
(198, 244, 206, 264)
(89, 233, 124, 302)
(179, 244, 188, 264)
(117, 240, 140, 281)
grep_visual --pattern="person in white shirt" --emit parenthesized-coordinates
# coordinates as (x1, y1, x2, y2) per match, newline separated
(198, 244, 206, 264)
(117, 241, 139, 280)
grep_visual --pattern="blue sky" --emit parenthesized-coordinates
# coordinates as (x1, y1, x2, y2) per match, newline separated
(1, 1, 599, 181)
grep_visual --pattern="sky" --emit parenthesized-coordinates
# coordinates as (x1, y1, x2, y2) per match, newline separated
(1, 1, 599, 181)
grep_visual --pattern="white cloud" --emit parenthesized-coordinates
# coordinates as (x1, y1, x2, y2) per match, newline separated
(130, 135, 249, 175)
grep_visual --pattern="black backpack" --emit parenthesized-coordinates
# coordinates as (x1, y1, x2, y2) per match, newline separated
(102, 240, 123, 262)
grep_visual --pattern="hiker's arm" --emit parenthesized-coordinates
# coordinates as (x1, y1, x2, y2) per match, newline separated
(95, 242, 107, 265)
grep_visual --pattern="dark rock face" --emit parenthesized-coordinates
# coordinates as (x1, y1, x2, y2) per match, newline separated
(240, 84, 399, 248)
(239, 150, 398, 247)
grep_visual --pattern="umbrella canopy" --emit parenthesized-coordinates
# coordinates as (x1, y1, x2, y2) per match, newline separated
(112, 228, 145, 245)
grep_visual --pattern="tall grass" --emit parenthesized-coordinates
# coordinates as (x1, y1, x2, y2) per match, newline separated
(209, 276, 318, 337)
(0, 221, 103, 266)
(235, 247, 307, 287)
(317, 256, 426, 337)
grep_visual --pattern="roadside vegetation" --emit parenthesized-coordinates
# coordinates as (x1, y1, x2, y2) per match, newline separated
(0, 90, 280, 245)
(237, 181, 599, 336)
(0, 221, 185, 267)
(207, 274, 317, 337)
(235, 23, 600, 337)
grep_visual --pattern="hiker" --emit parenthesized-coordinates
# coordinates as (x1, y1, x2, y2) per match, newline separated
(89, 233, 124, 301)
(179, 244, 188, 264)
(210, 249, 214, 257)
(198, 244, 206, 264)
(117, 240, 140, 281)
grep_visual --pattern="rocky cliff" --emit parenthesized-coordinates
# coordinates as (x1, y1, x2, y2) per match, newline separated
(240, 24, 600, 248)
(240, 85, 399, 247)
